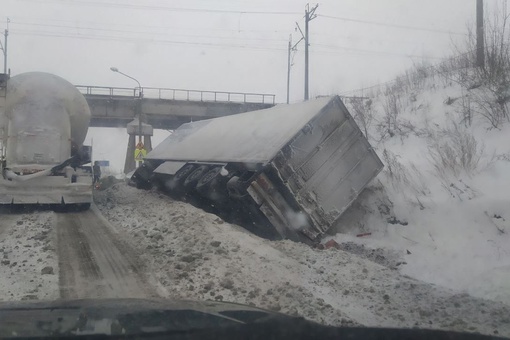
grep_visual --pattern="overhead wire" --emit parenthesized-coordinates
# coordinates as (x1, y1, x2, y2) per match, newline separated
(8, 17, 443, 59)
(319, 14, 468, 36)
(16, 0, 302, 15)
(337, 48, 477, 95)
(10, 21, 289, 44)
(8, 15, 293, 35)
(313, 43, 444, 60)
(7, 3, 465, 61)
(10, 29, 288, 52)
(8, 17, 460, 48)
(11, 28, 445, 61)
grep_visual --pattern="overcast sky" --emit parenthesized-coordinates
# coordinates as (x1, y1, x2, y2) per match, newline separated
(3, 0, 486, 102)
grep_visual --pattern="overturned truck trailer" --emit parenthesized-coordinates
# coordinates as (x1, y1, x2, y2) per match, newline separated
(132, 96, 383, 244)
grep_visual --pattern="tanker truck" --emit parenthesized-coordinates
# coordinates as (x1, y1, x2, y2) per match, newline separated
(0, 72, 93, 209)
(131, 96, 383, 244)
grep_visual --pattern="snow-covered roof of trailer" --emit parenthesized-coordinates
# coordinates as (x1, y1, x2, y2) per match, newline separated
(146, 96, 336, 164)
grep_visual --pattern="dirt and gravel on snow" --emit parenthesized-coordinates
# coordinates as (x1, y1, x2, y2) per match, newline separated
(95, 183, 510, 337)
(0, 210, 59, 301)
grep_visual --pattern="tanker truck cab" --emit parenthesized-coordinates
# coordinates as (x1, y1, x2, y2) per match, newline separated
(0, 72, 93, 210)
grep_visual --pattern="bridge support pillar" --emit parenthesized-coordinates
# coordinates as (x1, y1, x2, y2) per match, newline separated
(123, 118, 154, 174)
(124, 134, 136, 174)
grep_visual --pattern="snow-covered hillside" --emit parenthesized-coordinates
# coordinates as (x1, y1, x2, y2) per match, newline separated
(333, 63, 510, 305)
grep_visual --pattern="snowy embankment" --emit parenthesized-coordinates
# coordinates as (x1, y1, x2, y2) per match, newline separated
(333, 67, 510, 306)
(0, 211, 59, 301)
(96, 184, 510, 336)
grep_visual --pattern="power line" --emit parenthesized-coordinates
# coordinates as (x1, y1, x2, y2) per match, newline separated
(337, 49, 477, 96)
(313, 43, 445, 60)
(319, 14, 467, 36)
(10, 2, 471, 40)
(9, 20, 433, 59)
(10, 29, 288, 52)
(17, 0, 302, 15)
(10, 21, 288, 44)
(9, 15, 293, 35)
(8, 17, 451, 56)
(8, 12, 458, 61)
(310, 31, 427, 49)
(10, 28, 446, 61)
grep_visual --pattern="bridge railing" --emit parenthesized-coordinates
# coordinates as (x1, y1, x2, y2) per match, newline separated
(76, 85, 276, 105)
(76, 86, 138, 97)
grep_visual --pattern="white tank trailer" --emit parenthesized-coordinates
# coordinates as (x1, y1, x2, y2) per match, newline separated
(0, 72, 93, 209)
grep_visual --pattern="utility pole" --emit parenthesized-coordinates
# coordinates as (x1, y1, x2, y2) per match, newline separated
(1, 19, 9, 74)
(287, 35, 292, 104)
(476, 0, 484, 68)
(298, 4, 318, 101)
(286, 34, 303, 104)
(3, 29, 7, 74)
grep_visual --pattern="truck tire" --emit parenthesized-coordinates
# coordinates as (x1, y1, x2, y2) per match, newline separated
(227, 176, 246, 199)
(196, 166, 230, 205)
(174, 164, 196, 183)
(164, 163, 197, 193)
(151, 173, 165, 191)
(183, 165, 210, 189)
(196, 166, 223, 191)
(131, 162, 156, 190)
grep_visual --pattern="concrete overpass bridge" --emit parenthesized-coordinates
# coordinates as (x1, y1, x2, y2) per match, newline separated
(77, 86, 276, 130)
(76, 85, 276, 173)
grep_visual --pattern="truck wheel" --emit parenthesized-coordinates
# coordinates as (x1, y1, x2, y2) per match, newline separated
(196, 166, 230, 205)
(184, 165, 210, 189)
(131, 162, 155, 190)
(227, 176, 245, 199)
(196, 166, 223, 191)
(174, 164, 196, 183)
(152, 174, 165, 191)
(157, 164, 196, 196)
(164, 163, 197, 192)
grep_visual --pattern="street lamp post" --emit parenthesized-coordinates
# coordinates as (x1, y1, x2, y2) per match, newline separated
(110, 67, 142, 97)
(110, 67, 144, 168)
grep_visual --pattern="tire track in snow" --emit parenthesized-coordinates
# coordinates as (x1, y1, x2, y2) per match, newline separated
(56, 206, 158, 299)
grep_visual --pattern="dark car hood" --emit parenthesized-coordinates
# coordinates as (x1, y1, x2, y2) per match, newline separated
(0, 298, 278, 337)
(0, 299, 507, 340)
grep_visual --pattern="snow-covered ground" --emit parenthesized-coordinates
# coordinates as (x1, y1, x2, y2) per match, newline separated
(0, 211, 59, 301)
(95, 184, 510, 336)
(332, 71, 510, 306)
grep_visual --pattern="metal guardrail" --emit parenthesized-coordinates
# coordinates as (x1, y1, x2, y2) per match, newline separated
(75, 85, 276, 105)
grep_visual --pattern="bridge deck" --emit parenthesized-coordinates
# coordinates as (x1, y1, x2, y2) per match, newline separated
(78, 86, 276, 129)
